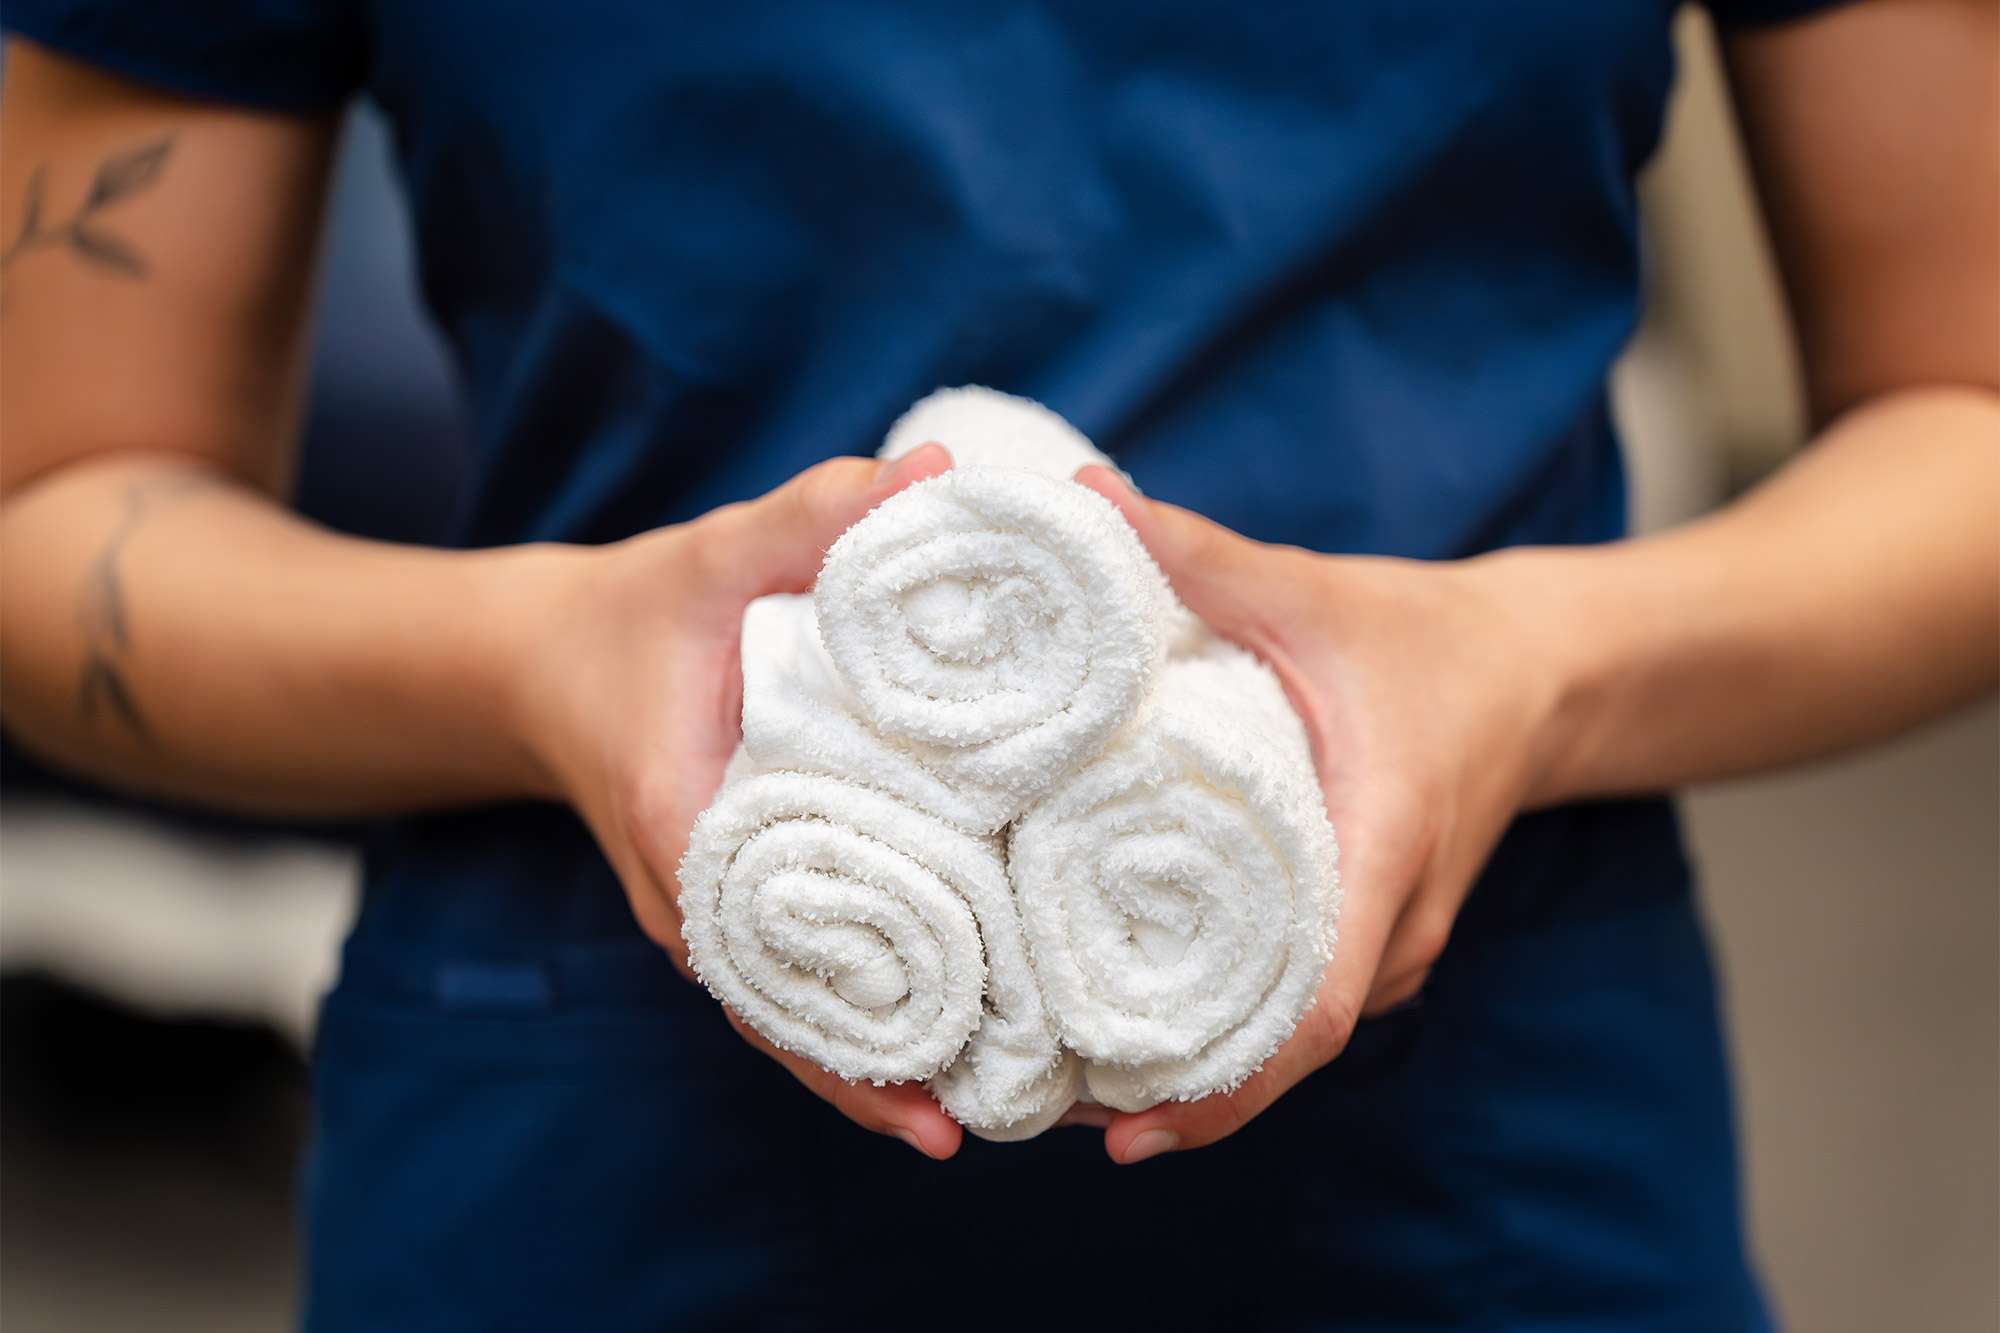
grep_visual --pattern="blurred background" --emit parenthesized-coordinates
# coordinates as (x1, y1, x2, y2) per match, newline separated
(1, 10, 1994, 1330)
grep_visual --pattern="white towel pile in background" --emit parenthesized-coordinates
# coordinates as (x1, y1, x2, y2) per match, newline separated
(680, 387, 1339, 1140)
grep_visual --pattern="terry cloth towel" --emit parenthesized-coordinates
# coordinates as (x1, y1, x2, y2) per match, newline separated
(811, 388, 1176, 831)
(1008, 635, 1342, 1111)
(932, 1027, 1084, 1143)
(678, 769, 1070, 1137)
(738, 594, 1026, 835)
(877, 383, 1126, 480)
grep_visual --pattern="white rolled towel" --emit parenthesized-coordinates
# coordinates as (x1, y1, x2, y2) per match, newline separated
(1009, 636, 1341, 1111)
(812, 387, 1175, 831)
(678, 768, 1069, 1137)
(737, 594, 1022, 835)
(877, 383, 1125, 481)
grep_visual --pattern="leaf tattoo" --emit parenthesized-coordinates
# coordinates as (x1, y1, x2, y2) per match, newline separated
(79, 659, 153, 744)
(83, 139, 173, 211)
(2, 134, 174, 280)
(68, 226, 147, 277)
(11, 164, 46, 254)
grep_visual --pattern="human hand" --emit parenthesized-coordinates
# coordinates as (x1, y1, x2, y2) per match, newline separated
(1070, 466, 1574, 1163)
(512, 445, 964, 1158)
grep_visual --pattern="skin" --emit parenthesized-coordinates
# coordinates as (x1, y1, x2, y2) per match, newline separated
(1, 1, 1995, 1166)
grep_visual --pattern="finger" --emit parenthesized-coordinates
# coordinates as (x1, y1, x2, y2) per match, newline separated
(1072, 464, 1275, 643)
(723, 443, 953, 597)
(1365, 892, 1453, 1014)
(1366, 824, 1489, 1011)
(1366, 964, 1430, 1015)
(1054, 1103, 1113, 1130)
(1100, 806, 1415, 1163)
(618, 764, 714, 953)
(1100, 997, 1347, 1164)
(1075, 462, 1342, 776)
(723, 1010, 964, 1160)
(1307, 799, 1426, 1048)
(603, 833, 697, 981)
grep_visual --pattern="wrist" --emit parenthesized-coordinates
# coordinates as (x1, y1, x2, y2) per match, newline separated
(460, 540, 599, 804)
(1454, 544, 1624, 809)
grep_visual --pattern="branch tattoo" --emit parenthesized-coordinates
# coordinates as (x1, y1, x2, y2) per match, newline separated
(2, 135, 174, 279)
(77, 474, 208, 744)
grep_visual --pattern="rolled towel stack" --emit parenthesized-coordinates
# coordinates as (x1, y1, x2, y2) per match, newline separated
(680, 387, 1338, 1140)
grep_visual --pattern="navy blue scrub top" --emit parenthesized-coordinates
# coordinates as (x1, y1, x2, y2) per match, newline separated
(9, 2, 1849, 1328)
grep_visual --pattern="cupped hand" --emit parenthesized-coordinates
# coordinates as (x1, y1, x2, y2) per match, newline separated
(513, 445, 962, 1159)
(1072, 466, 1574, 1164)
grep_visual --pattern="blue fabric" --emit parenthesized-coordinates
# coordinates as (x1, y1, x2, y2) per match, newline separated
(4, 1, 1861, 1326)
(307, 887, 1768, 1332)
(4, 0, 363, 110)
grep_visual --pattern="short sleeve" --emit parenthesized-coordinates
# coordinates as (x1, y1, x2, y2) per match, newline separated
(1701, 0, 1862, 28)
(3, 0, 365, 113)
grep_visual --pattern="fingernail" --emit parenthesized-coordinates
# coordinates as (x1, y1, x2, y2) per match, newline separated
(1121, 1129, 1178, 1164)
(1073, 463, 1129, 496)
(877, 442, 948, 482)
(892, 1126, 929, 1157)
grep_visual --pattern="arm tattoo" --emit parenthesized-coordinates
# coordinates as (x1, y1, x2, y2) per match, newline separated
(2, 136, 174, 280)
(76, 474, 209, 744)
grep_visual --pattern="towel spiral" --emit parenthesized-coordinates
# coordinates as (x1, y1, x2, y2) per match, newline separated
(680, 772, 998, 1085)
(1009, 643, 1341, 1110)
(813, 469, 1172, 827)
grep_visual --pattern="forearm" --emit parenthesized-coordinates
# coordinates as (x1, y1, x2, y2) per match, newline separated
(0, 452, 573, 816)
(1493, 385, 1999, 803)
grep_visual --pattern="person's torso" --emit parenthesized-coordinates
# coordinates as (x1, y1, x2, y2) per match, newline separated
(356, 0, 1683, 944)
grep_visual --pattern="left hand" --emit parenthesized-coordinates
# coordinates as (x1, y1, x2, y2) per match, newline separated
(1070, 466, 1576, 1164)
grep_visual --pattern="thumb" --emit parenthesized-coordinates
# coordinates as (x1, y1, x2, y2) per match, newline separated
(1074, 464, 1271, 642)
(724, 443, 952, 597)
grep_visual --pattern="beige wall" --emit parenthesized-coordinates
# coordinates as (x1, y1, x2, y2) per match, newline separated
(1614, 13, 2000, 1330)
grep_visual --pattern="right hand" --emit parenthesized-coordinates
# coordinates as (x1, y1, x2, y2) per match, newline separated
(507, 445, 961, 1158)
